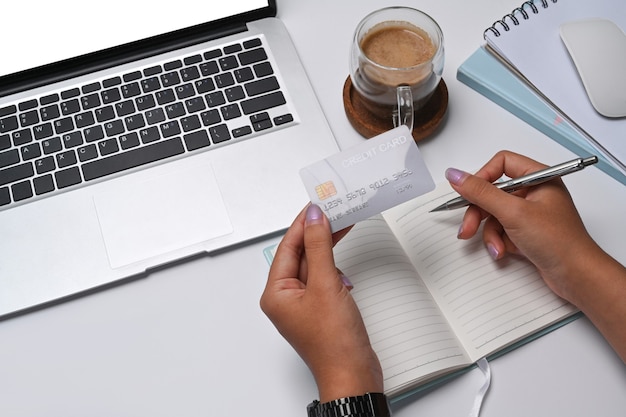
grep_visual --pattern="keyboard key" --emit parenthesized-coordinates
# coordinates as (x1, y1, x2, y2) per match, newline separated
(62, 131, 83, 148)
(241, 91, 286, 115)
(104, 120, 125, 137)
(245, 76, 279, 97)
(82, 137, 185, 181)
(0, 162, 34, 187)
(61, 88, 80, 99)
(12, 180, 33, 201)
(183, 130, 211, 151)
(136, 95, 156, 111)
(206, 91, 226, 108)
(243, 38, 262, 49)
(101, 88, 122, 104)
(180, 66, 200, 81)
(0, 134, 10, 151)
(164, 60, 182, 71)
(139, 126, 160, 144)
(156, 89, 176, 105)
(81, 93, 101, 110)
(95, 106, 116, 122)
(175, 83, 195, 100)
(121, 82, 141, 98)
(142, 77, 161, 93)
(195, 78, 216, 94)
(42, 137, 63, 154)
(54, 117, 74, 135)
(203, 49, 222, 60)
(232, 126, 252, 138)
(224, 44, 242, 54)
(98, 138, 119, 156)
(115, 100, 136, 117)
(119, 132, 140, 150)
(234, 67, 254, 83)
(239, 48, 268, 65)
(0, 149, 19, 168)
(252, 118, 272, 132)
(209, 124, 230, 144)
(143, 65, 162, 77)
(180, 115, 201, 132)
(82, 82, 101, 94)
(78, 144, 98, 162)
(61, 99, 81, 115)
(123, 71, 142, 82)
(160, 120, 181, 138)
(12, 129, 32, 146)
(75, 112, 95, 128)
(183, 55, 202, 65)
(253, 62, 274, 77)
(161, 72, 181, 87)
(40, 94, 60, 105)
(40, 104, 60, 121)
(219, 56, 239, 71)
(55, 166, 82, 188)
(274, 113, 294, 125)
(19, 110, 39, 127)
(0, 187, 10, 206)
(145, 108, 166, 125)
(225, 86, 245, 102)
(84, 125, 104, 143)
(56, 150, 77, 168)
(215, 72, 235, 88)
(165, 102, 185, 119)
(34, 174, 55, 195)
(0, 116, 18, 133)
(124, 114, 146, 131)
(200, 61, 219, 76)
(0, 105, 17, 117)
(35, 156, 56, 174)
(201, 109, 221, 126)
(21, 143, 42, 160)
(220, 104, 241, 120)
(102, 77, 122, 88)
(184, 97, 206, 113)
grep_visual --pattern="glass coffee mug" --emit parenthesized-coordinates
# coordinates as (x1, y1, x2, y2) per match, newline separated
(350, 7, 444, 132)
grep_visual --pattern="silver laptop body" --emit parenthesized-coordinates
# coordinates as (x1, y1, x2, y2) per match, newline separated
(0, 1, 338, 318)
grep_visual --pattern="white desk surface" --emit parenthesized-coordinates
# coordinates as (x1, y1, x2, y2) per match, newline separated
(1, 1, 625, 416)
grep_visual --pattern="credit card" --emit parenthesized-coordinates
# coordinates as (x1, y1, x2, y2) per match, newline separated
(300, 126, 435, 232)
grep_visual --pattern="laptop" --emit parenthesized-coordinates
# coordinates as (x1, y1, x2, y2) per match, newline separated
(0, 0, 338, 319)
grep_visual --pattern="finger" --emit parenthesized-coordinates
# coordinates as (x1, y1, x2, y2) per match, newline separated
(267, 205, 307, 286)
(483, 215, 505, 260)
(474, 150, 548, 183)
(303, 204, 344, 293)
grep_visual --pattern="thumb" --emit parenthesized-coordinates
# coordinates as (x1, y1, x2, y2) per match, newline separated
(445, 168, 519, 219)
(303, 204, 344, 292)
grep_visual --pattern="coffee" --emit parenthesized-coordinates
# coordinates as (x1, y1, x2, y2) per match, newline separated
(361, 22, 435, 70)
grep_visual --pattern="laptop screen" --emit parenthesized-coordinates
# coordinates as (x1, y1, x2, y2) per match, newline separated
(1, 0, 270, 82)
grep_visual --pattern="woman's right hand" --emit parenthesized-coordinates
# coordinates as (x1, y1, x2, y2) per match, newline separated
(444, 151, 626, 362)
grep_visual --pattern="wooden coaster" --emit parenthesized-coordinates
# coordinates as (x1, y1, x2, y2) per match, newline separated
(343, 76, 448, 142)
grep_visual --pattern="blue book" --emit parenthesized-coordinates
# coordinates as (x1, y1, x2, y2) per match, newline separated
(457, 47, 626, 186)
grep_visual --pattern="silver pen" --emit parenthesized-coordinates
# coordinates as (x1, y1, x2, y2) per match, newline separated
(430, 156, 598, 212)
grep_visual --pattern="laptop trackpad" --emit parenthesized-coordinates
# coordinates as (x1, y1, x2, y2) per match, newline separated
(93, 162, 233, 269)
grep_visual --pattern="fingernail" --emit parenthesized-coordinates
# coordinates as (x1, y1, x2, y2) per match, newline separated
(340, 274, 354, 290)
(487, 243, 500, 260)
(445, 168, 469, 186)
(305, 204, 325, 226)
(457, 224, 464, 239)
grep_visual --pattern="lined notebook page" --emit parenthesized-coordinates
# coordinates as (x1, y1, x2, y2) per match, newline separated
(484, 0, 626, 172)
(333, 216, 469, 395)
(384, 185, 578, 361)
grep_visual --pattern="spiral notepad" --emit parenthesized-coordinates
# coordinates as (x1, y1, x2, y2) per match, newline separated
(481, 0, 626, 174)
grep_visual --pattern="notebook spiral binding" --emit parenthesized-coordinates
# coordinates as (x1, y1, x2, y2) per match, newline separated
(483, 0, 558, 38)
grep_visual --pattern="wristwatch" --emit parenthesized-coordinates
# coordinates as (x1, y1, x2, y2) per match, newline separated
(307, 392, 391, 417)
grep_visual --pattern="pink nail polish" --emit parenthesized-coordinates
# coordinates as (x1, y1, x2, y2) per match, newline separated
(445, 168, 468, 186)
(340, 274, 354, 290)
(305, 204, 324, 226)
(487, 243, 499, 260)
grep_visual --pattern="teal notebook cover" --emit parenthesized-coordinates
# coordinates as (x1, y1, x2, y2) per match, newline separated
(457, 47, 626, 187)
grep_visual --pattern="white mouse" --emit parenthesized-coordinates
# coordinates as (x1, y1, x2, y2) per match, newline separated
(560, 18, 626, 118)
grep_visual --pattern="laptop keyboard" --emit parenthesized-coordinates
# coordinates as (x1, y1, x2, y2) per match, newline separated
(0, 37, 293, 209)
